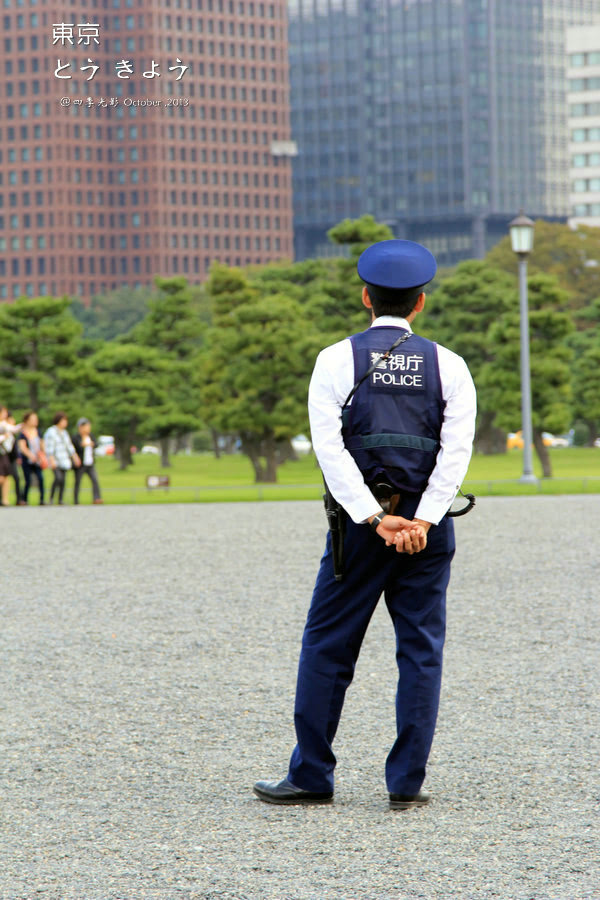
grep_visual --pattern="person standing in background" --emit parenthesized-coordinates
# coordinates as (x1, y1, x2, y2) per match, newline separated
(6, 414, 24, 505)
(0, 410, 23, 505)
(44, 413, 80, 506)
(0, 405, 16, 506)
(72, 418, 103, 505)
(18, 411, 46, 506)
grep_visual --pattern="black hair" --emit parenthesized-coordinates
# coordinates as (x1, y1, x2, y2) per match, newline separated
(53, 411, 67, 425)
(365, 283, 427, 319)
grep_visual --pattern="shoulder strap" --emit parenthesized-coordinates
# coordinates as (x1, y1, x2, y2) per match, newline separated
(342, 331, 411, 410)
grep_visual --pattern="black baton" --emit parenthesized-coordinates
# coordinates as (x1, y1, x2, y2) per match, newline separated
(323, 480, 346, 582)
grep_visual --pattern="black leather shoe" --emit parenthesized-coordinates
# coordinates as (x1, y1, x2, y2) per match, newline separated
(253, 778, 333, 805)
(389, 789, 431, 810)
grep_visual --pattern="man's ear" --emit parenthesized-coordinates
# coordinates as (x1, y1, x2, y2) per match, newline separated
(362, 286, 373, 310)
(407, 292, 426, 323)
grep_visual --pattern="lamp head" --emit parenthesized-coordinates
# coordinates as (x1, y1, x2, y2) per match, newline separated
(509, 212, 535, 256)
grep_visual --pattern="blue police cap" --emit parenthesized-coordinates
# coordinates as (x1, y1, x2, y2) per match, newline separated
(357, 239, 437, 290)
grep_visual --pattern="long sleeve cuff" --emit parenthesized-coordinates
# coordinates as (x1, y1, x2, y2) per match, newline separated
(345, 492, 383, 525)
(414, 494, 449, 526)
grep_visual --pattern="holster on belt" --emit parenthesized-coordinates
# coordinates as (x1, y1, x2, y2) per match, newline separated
(370, 482, 401, 515)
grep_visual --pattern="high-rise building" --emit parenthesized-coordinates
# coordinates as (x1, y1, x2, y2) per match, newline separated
(289, 0, 600, 265)
(0, 0, 294, 303)
(568, 26, 600, 227)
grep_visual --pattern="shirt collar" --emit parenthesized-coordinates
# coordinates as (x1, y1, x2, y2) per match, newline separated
(369, 315, 413, 332)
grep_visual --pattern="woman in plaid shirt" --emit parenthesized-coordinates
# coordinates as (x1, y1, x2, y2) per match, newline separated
(43, 412, 80, 506)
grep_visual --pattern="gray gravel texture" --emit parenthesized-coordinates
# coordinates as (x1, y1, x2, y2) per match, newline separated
(0, 497, 598, 900)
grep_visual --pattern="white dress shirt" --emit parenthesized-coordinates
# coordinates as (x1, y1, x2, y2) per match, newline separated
(82, 441, 94, 467)
(308, 315, 477, 525)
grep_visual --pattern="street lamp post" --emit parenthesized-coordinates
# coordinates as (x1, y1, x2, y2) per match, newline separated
(509, 212, 538, 485)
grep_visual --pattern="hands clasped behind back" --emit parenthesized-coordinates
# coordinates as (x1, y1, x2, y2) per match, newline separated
(374, 514, 430, 555)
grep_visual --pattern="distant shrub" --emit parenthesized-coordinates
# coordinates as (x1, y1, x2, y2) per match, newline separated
(572, 421, 591, 447)
(192, 430, 213, 452)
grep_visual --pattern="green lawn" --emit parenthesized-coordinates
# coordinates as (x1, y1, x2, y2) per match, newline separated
(16, 446, 597, 505)
(91, 452, 324, 503)
(464, 447, 600, 495)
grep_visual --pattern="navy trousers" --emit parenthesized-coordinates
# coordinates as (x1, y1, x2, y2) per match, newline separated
(288, 514, 455, 795)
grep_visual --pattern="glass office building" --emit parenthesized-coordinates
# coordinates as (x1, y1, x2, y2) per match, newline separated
(568, 26, 600, 227)
(289, 0, 600, 264)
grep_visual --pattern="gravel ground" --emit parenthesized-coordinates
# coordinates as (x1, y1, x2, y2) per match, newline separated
(0, 497, 598, 900)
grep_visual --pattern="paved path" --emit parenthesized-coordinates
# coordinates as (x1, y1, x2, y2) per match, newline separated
(0, 498, 598, 900)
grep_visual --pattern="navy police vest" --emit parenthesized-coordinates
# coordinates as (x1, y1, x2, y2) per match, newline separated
(341, 326, 445, 495)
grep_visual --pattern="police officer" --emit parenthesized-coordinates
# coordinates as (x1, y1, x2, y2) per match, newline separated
(254, 240, 477, 809)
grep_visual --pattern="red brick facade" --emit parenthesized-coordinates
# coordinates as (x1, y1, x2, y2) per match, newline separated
(0, 0, 294, 302)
